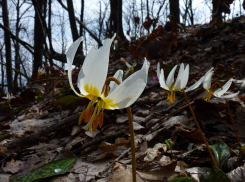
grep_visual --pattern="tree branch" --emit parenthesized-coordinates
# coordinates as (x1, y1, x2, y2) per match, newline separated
(57, 0, 103, 46)
(0, 61, 31, 80)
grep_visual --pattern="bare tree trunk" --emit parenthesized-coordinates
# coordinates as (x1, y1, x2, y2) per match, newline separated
(33, 0, 46, 78)
(1, 50, 4, 92)
(14, 0, 21, 88)
(146, 0, 149, 17)
(109, 0, 125, 40)
(67, 0, 83, 56)
(48, 0, 53, 67)
(169, 0, 180, 24)
(141, 0, 144, 24)
(67, 0, 79, 41)
(188, 0, 194, 25)
(2, 0, 13, 91)
(60, 10, 67, 69)
(80, 0, 84, 50)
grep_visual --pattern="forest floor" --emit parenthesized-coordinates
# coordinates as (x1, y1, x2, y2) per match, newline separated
(1, 15, 245, 182)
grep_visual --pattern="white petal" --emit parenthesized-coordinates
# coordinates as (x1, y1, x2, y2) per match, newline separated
(66, 36, 84, 97)
(166, 65, 177, 87)
(2, 97, 8, 99)
(218, 91, 239, 99)
(109, 69, 123, 94)
(77, 34, 116, 97)
(203, 67, 214, 90)
(173, 63, 184, 90)
(185, 76, 205, 92)
(159, 69, 169, 90)
(125, 62, 132, 68)
(182, 64, 189, 88)
(214, 78, 233, 97)
(104, 60, 150, 109)
(157, 62, 160, 78)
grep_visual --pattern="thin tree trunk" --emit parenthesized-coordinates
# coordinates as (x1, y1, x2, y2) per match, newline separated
(14, 0, 21, 88)
(67, 0, 79, 41)
(188, 0, 194, 25)
(146, 0, 149, 17)
(2, 0, 13, 91)
(33, 0, 45, 78)
(1, 50, 4, 92)
(109, 0, 125, 40)
(169, 0, 180, 24)
(80, 0, 84, 51)
(48, 0, 53, 67)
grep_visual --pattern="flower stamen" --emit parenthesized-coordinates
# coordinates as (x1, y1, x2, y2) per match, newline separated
(82, 97, 107, 133)
(99, 112, 104, 128)
(167, 91, 175, 103)
(203, 82, 223, 102)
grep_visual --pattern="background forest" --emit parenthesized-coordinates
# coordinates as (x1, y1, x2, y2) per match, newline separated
(0, 0, 244, 92)
(1, 0, 245, 182)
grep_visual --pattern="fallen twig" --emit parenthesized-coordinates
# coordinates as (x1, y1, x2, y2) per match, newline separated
(3, 112, 80, 149)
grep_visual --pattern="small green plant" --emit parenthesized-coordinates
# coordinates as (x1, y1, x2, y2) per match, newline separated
(165, 139, 174, 160)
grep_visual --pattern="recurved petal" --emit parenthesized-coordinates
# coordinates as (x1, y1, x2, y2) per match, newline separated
(166, 65, 177, 87)
(109, 69, 123, 94)
(173, 63, 184, 90)
(185, 76, 205, 92)
(77, 34, 116, 97)
(104, 60, 150, 109)
(214, 78, 233, 97)
(157, 62, 160, 78)
(66, 36, 84, 97)
(218, 91, 239, 99)
(159, 69, 169, 90)
(182, 64, 189, 88)
(203, 67, 214, 90)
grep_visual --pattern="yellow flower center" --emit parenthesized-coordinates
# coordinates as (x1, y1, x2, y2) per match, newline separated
(38, 71, 44, 77)
(79, 83, 116, 133)
(167, 91, 175, 103)
(79, 97, 106, 133)
(166, 81, 181, 103)
(203, 89, 215, 102)
(203, 82, 223, 102)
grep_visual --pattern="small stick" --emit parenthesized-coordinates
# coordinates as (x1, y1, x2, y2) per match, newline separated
(182, 89, 218, 168)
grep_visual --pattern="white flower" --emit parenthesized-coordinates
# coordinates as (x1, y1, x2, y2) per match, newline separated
(202, 69, 239, 101)
(38, 67, 45, 77)
(120, 57, 134, 75)
(59, 70, 67, 76)
(2, 93, 15, 103)
(66, 34, 150, 133)
(157, 63, 204, 103)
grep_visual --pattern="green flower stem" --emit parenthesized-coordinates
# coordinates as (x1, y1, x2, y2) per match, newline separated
(182, 89, 218, 168)
(105, 77, 137, 182)
(225, 99, 241, 146)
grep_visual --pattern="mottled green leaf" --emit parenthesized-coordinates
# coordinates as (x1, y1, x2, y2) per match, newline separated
(199, 172, 210, 182)
(55, 95, 81, 106)
(239, 145, 245, 157)
(165, 139, 173, 149)
(10, 158, 76, 182)
(209, 167, 230, 182)
(199, 167, 231, 182)
(169, 177, 192, 182)
(0, 134, 9, 142)
(209, 140, 230, 169)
